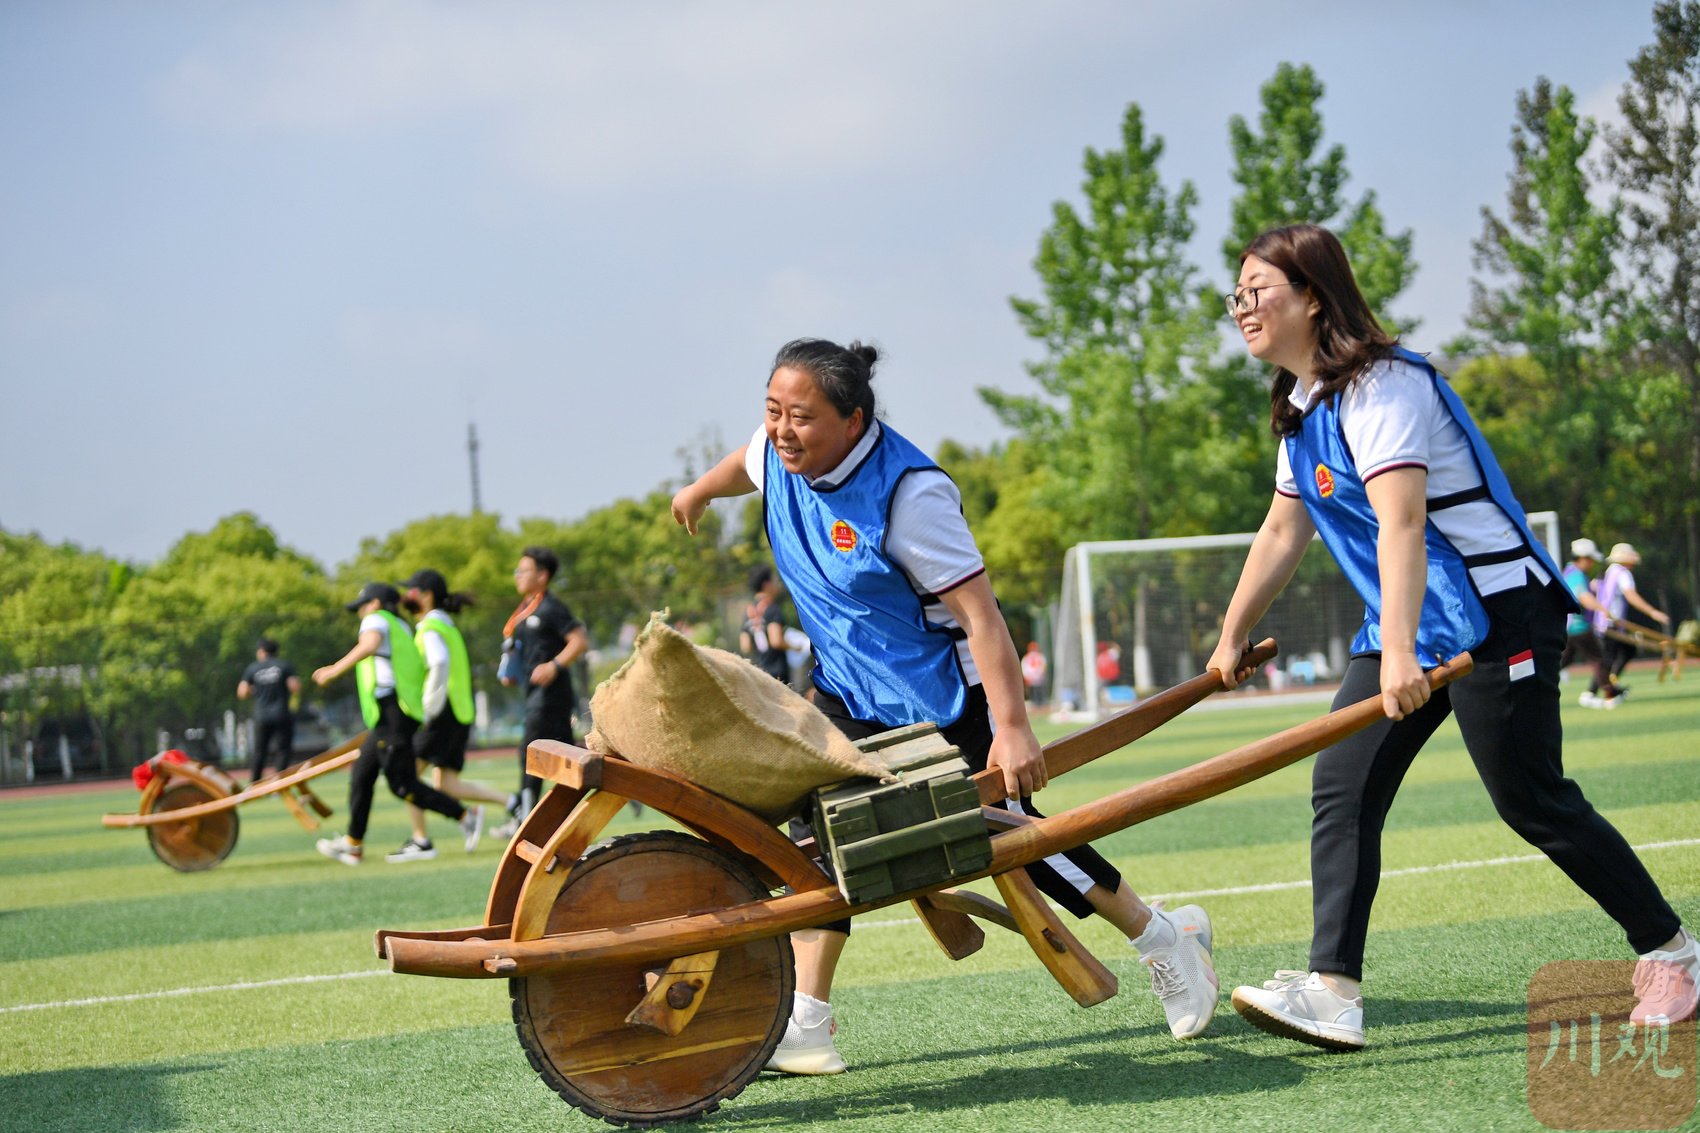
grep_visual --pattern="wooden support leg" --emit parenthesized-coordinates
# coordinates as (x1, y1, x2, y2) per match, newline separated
(911, 895, 985, 960)
(625, 950, 722, 1036)
(992, 869, 1119, 1007)
(924, 887, 1019, 934)
(277, 787, 321, 832)
(296, 781, 335, 817)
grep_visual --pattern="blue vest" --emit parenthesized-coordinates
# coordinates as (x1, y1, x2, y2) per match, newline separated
(763, 424, 969, 727)
(1285, 347, 1572, 665)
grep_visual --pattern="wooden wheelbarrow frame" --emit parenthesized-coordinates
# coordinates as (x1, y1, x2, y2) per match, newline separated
(102, 732, 368, 871)
(1603, 617, 1699, 683)
(376, 646, 1472, 1126)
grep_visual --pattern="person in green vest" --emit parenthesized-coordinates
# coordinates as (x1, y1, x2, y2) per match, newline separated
(311, 582, 477, 866)
(389, 568, 520, 861)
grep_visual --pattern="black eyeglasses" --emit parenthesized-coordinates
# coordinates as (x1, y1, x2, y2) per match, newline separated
(1224, 282, 1301, 317)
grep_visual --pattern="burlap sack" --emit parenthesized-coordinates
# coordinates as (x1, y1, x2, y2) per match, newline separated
(586, 613, 892, 822)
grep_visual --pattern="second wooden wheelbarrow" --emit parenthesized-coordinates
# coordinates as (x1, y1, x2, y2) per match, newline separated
(1603, 617, 1699, 683)
(101, 733, 368, 872)
(377, 646, 1472, 1126)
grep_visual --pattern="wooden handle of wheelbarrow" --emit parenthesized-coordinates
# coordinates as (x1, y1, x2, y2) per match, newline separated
(984, 651, 1473, 872)
(101, 732, 367, 828)
(383, 655, 1472, 982)
(972, 638, 1279, 805)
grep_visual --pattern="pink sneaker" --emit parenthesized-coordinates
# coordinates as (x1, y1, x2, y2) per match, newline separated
(1632, 930, 1700, 1025)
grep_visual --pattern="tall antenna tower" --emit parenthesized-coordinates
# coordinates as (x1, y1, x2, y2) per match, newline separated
(467, 422, 483, 514)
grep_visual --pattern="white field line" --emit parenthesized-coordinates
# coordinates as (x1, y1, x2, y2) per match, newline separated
(1, 968, 391, 1014)
(7, 838, 1697, 1015)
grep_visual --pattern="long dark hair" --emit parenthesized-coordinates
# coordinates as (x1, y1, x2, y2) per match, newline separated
(1241, 225, 1398, 436)
(770, 338, 879, 428)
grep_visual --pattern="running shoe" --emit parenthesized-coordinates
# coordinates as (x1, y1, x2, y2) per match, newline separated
(1232, 970, 1366, 1051)
(385, 837, 437, 863)
(1139, 904, 1220, 1039)
(1633, 930, 1700, 1025)
(764, 997, 845, 1075)
(461, 805, 484, 853)
(315, 835, 363, 866)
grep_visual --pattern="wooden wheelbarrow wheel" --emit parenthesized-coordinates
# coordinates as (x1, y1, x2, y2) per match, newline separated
(146, 782, 240, 872)
(511, 831, 794, 1127)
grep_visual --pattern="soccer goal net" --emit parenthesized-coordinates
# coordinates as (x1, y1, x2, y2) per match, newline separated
(1048, 512, 1561, 718)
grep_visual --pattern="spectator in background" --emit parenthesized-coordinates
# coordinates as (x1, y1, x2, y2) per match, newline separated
(1021, 641, 1048, 703)
(1587, 542, 1672, 708)
(1095, 640, 1122, 684)
(496, 547, 589, 837)
(1560, 538, 1605, 681)
(741, 565, 792, 686)
(237, 638, 300, 782)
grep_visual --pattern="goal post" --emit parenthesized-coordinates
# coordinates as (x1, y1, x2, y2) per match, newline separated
(1049, 512, 1561, 719)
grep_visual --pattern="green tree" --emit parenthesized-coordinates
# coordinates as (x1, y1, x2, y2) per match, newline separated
(563, 490, 738, 646)
(934, 439, 1066, 616)
(1603, 0, 1700, 615)
(0, 531, 119, 771)
(1208, 63, 1422, 539)
(984, 102, 1221, 544)
(1223, 63, 1417, 326)
(93, 515, 341, 760)
(1453, 79, 1627, 539)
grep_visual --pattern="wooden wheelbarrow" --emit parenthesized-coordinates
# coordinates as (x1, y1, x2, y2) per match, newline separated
(101, 733, 368, 872)
(377, 646, 1473, 1127)
(1603, 617, 1699, 683)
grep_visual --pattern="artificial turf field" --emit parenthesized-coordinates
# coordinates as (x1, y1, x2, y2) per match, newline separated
(4, 676, 1697, 1133)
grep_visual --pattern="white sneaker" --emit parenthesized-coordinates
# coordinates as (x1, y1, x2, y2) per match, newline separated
(764, 995, 846, 1075)
(384, 838, 437, 863)
(1137, 904, 1220, 1040)
(1601, 694, 1623, 710)
(490, 817, 519, 842)
(1232, 970, 1366, 1051)
(1633, 930, 1700, 1025)
(460, 805, 484, 853)
(315, 835, 363, 866)
(1578, 692, 1602, 709)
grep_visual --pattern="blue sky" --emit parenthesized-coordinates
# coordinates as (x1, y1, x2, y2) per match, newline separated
(0, 1, 1653, 568)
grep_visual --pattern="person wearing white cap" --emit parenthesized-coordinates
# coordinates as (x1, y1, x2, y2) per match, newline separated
(1588, 542, 1672, 706)
(1560, 539, 1606, 686)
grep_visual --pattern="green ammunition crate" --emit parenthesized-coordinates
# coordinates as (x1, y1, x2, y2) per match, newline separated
(811, 723, 993, 905)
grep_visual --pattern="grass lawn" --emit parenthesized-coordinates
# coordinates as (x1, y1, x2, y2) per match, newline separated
(3, 674, 1697, 1132)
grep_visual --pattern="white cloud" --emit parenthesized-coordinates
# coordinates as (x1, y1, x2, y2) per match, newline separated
(1577, 76, 1628, 135)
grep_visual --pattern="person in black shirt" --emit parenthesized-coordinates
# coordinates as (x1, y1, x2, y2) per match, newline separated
(237, 638, 300, 781)
(740, 565, 792, 685)
(500, 546, 589, 818)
